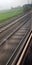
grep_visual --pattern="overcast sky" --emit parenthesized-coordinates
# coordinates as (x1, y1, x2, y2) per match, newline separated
(0, 0, 31, 10)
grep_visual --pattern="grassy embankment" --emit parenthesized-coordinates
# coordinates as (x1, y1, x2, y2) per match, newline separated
(0, 7, 23, 23)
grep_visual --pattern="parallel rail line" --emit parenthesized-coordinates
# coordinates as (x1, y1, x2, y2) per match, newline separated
(16, 32, 32, 65)
(0, 12, 31, 65)
(6, 30, 31, 65)
(0, 12, 31, 46)
(0, 18, 31, 46)
(0, 11, 31, 46)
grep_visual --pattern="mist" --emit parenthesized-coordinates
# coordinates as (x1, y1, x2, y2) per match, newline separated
(0, 0, 31, 10)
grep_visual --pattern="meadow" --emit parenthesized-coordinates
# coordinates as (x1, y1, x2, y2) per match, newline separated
(0, 7, 23, 23)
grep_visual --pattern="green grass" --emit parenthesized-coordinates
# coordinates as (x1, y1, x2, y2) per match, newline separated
(0, 8, 23, 23)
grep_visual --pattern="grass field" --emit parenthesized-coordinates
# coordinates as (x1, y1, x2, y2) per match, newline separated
(0, 7, 23, 23)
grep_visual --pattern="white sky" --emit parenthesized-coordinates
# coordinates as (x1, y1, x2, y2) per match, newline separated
(0, 0, 31, 10)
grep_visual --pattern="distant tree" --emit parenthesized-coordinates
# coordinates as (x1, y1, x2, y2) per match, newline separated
(23, 4, 32, 13)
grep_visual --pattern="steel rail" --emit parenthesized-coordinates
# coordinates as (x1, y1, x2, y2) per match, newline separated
(0, 17, 30, 46)
(16, 33, 32, 65)
(6, 29, 31, 65)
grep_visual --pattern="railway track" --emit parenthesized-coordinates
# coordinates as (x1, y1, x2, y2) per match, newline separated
(22, 37, 32, 65)
(0, 18, 31, 46)
(0, 12, 31, 45)
(6, 31, 31, 65)
(0, 12, 32, 65)
(16, 32, 32, 65)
